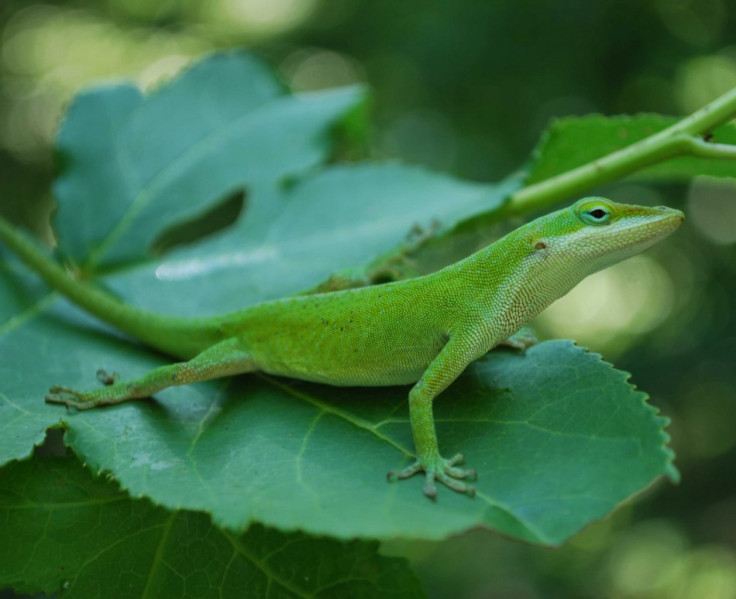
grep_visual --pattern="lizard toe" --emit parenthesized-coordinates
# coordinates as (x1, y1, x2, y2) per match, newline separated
(387, 460, 423, 481)
(388, 454, 477, 498)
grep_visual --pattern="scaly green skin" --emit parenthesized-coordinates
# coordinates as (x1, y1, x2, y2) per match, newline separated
(0, 198, 684, 498)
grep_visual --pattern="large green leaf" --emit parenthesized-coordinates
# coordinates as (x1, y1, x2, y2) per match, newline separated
(0, 273, 675, 544)
(0, 457, 422, 598)
(527, 114, 736, 185)
(53, 52, 365, 269)
(0, 51, 676, 546)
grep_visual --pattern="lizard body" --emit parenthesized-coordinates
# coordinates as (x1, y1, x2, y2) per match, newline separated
(0, 197, 683, 497)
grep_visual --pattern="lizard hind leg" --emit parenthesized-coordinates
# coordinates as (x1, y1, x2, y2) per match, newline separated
(46, 337, 256, 410)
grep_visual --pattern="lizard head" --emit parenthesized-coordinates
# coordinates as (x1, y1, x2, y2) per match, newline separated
(528, 197, 684, 278)
(475, 196, 684, 327)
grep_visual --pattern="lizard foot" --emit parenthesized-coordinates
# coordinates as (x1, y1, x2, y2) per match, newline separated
(96, 369, 119, 386)
(499, 326, 538, 351)
(387, 453, 477, 499)
(46, 386, 108, 410)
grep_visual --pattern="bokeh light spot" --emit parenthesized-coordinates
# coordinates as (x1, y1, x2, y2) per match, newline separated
(208, 0, 318, 35)
(675, 54, 736, 113)
(688, 177, 736, 245)
(281, 48, 364, 92)
(0, 5, 206, 163)
(536, 255, 676, 356)
(655, 0, 726, 47)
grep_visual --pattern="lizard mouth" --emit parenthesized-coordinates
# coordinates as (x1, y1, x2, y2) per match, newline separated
(577, 208, 684, 262)
(635, 209, 684, 237)
(610, 209, 684, 254)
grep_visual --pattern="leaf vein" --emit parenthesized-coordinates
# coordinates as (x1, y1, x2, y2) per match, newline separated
(223, 530, 310, 599)
(140, 511, 177, 599)
(0, 293, 56, 336)
(261, 376, 413, 457)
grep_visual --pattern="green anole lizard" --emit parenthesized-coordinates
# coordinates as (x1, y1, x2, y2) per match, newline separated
(0, 197, 683, 498)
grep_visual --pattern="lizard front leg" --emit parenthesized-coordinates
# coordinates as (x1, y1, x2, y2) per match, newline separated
(46, 337, 256, 410)
(388, 333, 482, 499)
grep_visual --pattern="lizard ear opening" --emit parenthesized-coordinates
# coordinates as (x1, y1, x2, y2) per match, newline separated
(534, 241, 548, 251)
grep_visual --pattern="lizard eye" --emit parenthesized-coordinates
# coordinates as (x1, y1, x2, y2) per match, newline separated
(578, 202, 612, 225)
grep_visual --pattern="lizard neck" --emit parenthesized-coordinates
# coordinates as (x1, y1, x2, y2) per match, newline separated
(445, 222, 582, 340)
(447, 198, 684, 341)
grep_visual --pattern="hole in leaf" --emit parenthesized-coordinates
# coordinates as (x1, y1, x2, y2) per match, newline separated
(34, 427, 67, 458)
(151, 188, 246, 255)
(371, 272, 397, 285)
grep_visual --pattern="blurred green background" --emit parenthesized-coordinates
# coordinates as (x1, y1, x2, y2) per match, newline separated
(1, 0, 735, 597)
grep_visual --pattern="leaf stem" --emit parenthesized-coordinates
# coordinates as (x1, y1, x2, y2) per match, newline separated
(505, 86, 736, 216)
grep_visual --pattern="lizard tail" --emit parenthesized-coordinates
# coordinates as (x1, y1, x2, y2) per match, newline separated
(0, 215, 224, 359)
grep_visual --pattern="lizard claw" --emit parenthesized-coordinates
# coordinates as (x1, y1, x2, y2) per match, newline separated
(388, 453, 477, 499)
(96, 369, 119, 386)
(46, 386, 99, 410)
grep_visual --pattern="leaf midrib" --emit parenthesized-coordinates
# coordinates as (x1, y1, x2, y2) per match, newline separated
(84, 93, 309, 271)
(261, 374, 550, 543)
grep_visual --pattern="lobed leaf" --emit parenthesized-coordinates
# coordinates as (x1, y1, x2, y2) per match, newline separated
(53, 52, 365, 269)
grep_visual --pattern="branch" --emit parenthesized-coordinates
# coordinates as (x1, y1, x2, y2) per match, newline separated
(504, 86, 736, 216)
(680, 136, 736, 159)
